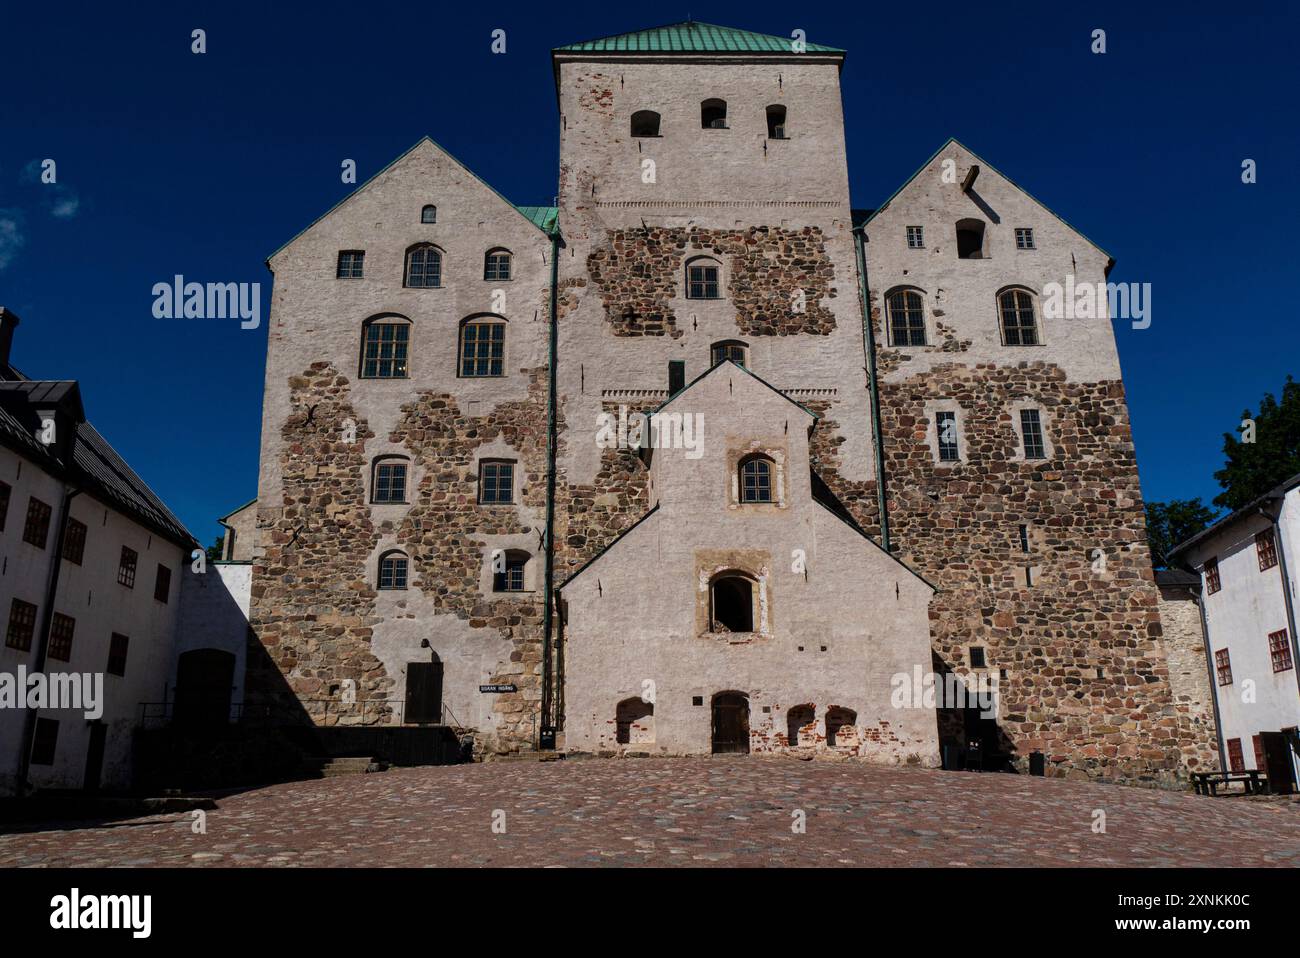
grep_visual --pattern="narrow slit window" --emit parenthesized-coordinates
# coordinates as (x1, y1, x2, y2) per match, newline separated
(936, 410, 959, 461)
(1019, 409, 1046, 460)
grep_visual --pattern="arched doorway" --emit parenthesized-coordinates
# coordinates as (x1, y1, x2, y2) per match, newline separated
(709, 572, 755, 633)
(174, 649, 236, 727)
(711, 691, 750, 754)
(825, 706, 857, 748)
(786, 704, 815, 749)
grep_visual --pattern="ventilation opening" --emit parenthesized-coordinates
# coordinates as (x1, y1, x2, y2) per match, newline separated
(710, 574, 754, 632)
(766, 104, 787, 138)
(701, 98, 728, 129)
(956, 218, 985, 259)
(630, 110, 661, 137)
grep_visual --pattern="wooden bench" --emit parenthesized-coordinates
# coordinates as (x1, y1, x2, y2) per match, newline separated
(1191, 770, 1266, 796)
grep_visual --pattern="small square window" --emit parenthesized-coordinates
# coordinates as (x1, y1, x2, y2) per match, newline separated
(154, 564, 172, 603)
(107, 633, 130, 677)
(117, 546, 138, 588)
(493, 555, 527, 592)
(906, 225, 924, 249)
(1015, 228, 1035, 249)
(692, 696, 704, 706)
(5, 598, 37, 652)
(63, 518, 87, 565)
(687, 263, 720, 300)
(479, 461, 514, 505)
(336, 250, 364, 278)
(47, 612, 75, 662)
(23, 497, 52, 549)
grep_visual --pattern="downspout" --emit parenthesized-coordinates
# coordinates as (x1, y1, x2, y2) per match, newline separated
(17, 484, 81, 794)
(1190, 584, 1227, 772)
(539, 228, 561, 747)
(853, 225, 890, 552)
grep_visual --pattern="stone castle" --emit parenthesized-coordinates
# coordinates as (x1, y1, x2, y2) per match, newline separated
(248, 22, 1217, 784)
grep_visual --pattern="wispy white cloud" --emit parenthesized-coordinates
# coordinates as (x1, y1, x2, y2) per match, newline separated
(50, 189, 80, 219)
(0, 210, 25, 270)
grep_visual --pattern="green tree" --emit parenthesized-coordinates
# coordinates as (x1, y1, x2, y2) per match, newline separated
(1145, 498, 1218, 568)
(1214, 375, 1300, 510)
(205, 534, 225, 563)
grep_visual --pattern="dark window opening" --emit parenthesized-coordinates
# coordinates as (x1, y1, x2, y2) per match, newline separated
(786, 704, 814, 748)
(5, 598, 37, 651)
(154, 564, 172, 603)
(23, 497, 52, 549)
(630, 110, 661, 137)
(936, 410, 959, 461)
(1215, 648, 1233, 686)
(711, 340, 746, 367)
(1020, 409, 1046, 460)
(825, 707, 857, 748)
(615, 697, 653, 745)
(687, 260, 721, 299)
(47, 612, 75, 662)
(701, 98, 728, 129)
(63, 518, 87, 565)
(336, 250, 365, 278)
(765, 104, 787, 138)
(484, 250, 512, 281)
(107, 633, 129, 676)
(404, 245, 442, 287)
(31, 718, 59, 766)
(906, 225, 924, 249)
(1205, 557, 1221, 594)
(460, 320, 505, 377)
(420, 205, 436, 224)
(668, 360, 686, 397)
(969, 646, 987, 669)
(493, 552, 527, 592)
(955, 218, 985, 259)
(117, 546, 138, 588)
(710, 574, 754, 633)
(373, 460, 408, 504)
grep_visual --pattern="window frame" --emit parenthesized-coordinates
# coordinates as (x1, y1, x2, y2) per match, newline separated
(1215, 648, 1233, 686)
(765, 104, 787, 139)
(459, 315, 507, 378)
(685, 257, 722, 300)
(359, 314, 411, 380)
(886, 287, 927, 347)
(63, 517, 88, 565)
(107, 632, 129, 677)
(936, 409, 961, 462)
(1256, 529, 1278, 571)
(998, 287, 1041, 346)
(117, 545, 138, 589)
(403, 244, 443, 288)
(478, 460, 515, 506)
(378, 550, 409, 591)
(371, 458, 410, 505)
(710, 340, 748, 368)
(483, 248, 512, 282)
(23, 497, 52, 549)
(1269, 628, 1293, 673)
(336, 250, 365, 279)
(420, 204, 437, 224)
(47, 612, 75, 662)
(1014, 227, 1036, 250)
(5, 598, 37, 652)
(906, 225, 925, 249)
(492, 551, 529, 593)
(1204, 557, 1221, 594)
(1226, 738, 1245, 773)
(738, 454, 775, 504)
(700, 98, 728, 129)
(1019, 408, 1047, 460)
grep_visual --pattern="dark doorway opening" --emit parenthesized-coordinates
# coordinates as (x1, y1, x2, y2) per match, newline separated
(83, 721, 107, 792)
(1261, 729, 1297, 794)
(711, 691, 749, 753)
(787, 704, 814, 748)
(175, 649, 236, 728)
(405, 656, 444, 725)
(710, 574, 754, 632)
(615, 697, 653, 745)
(955, 218, 986, 259)
(825, 707, 856, 747)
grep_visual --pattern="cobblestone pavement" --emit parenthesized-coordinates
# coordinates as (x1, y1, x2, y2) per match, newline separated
(2, 757, 1298, 867)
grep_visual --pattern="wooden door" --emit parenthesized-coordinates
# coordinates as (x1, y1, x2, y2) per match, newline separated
(711, 692, 749, 754)
(405, 660, 443, 725)
(1261, 730, 1297, 794)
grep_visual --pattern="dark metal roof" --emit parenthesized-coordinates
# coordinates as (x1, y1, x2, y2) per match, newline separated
(1168, 470, 1300, 562)
(1155, 568, 1201, 589)
(554, 21, 844, 54)
(0, 372, 195, 547)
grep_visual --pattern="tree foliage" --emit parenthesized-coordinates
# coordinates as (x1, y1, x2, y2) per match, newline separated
(1214, 375, 1300, 510)
(1145, 498, 1218, 568)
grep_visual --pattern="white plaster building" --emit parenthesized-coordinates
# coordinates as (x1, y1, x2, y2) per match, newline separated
(1170, 473, 1300, 791)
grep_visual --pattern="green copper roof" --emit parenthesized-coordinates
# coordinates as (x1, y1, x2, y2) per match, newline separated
(515, 205, 559, 233)
(555, 21, 843, 55)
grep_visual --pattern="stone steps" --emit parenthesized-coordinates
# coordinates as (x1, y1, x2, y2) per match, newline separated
(305, 756, 386, 777)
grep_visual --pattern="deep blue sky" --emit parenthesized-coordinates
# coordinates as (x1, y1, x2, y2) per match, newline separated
(2, 1, 1296, 544)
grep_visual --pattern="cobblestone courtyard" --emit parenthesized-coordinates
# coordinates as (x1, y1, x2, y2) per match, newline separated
(2, 758, 1297, 867)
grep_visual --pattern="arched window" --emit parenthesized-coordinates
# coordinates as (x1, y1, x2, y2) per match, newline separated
(492, 550, 529, 592)
(615, 697, 654, 745)
(459, 315, 506, 377)
(739, 454, 774, 504)
(709, 572, 756, 633)
(955, 218, 985, 259)
(787, 704, 815, 748)
(686, 256, 721, 300)
(378, 551, 409, 590)
(886, 289, 927, 346)
(360, 314, 411, 378)
(766, 104, 787, 139)
(483, 248, 512, 281)
(420, 205, 437, 224)
(998, 288, 1039, 346)
(701, 98, 728, 129)
(371, 457, 409, 504)
(630, 110, 661, 137)
(710, 340, 747, 367)
(404, 244, 442, 288)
